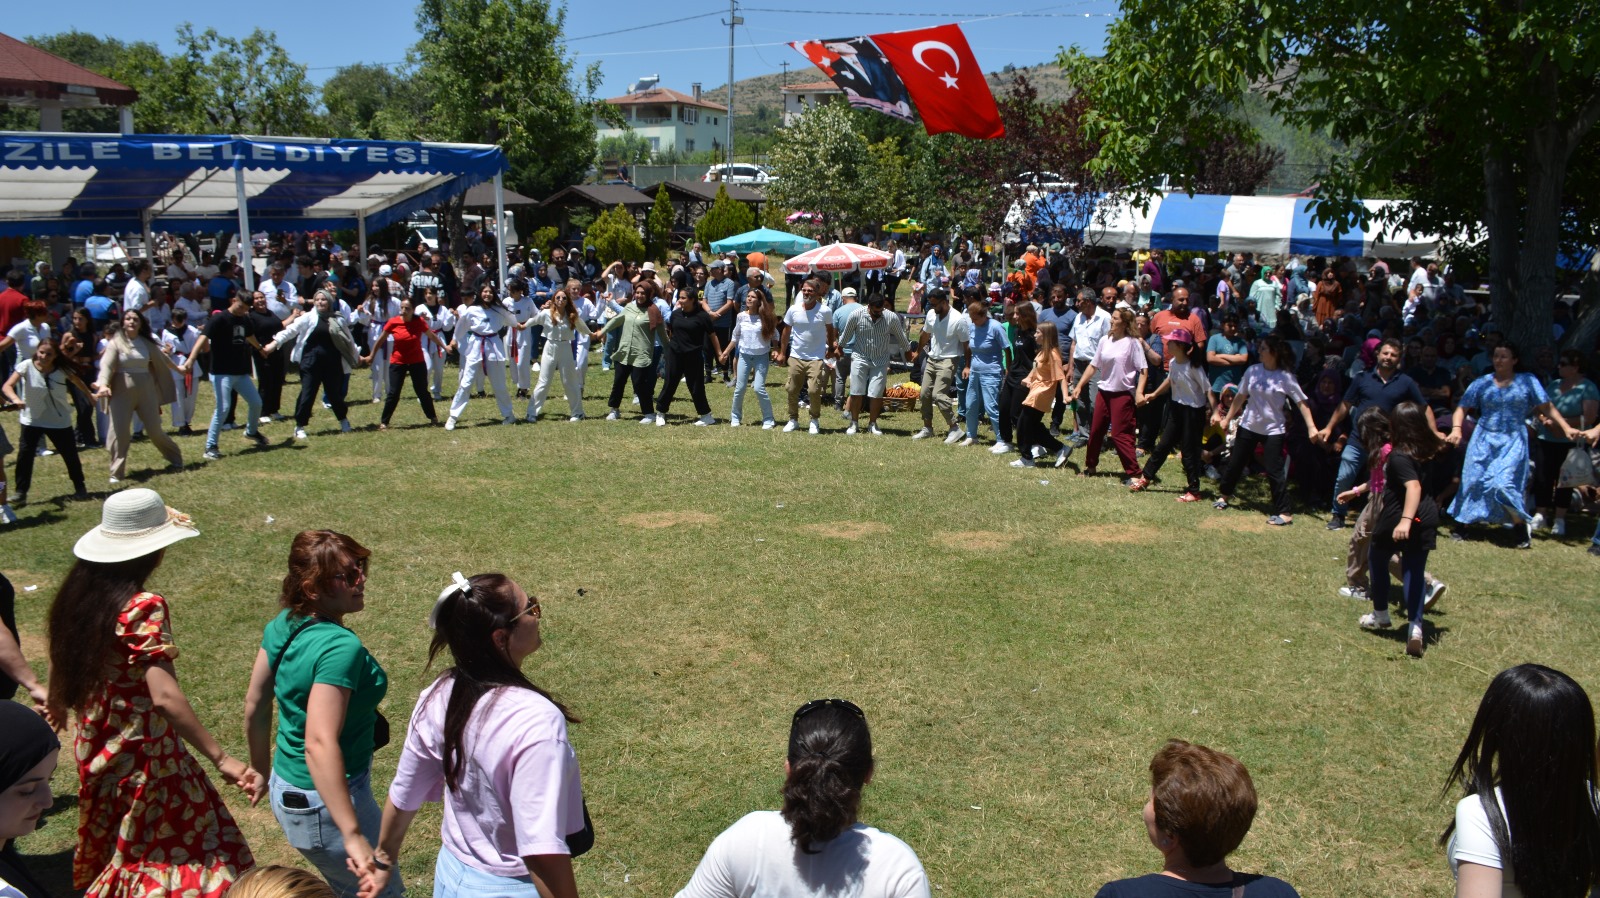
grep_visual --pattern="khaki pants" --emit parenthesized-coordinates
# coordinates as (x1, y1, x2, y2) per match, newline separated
(920, 357, 957, 430)
(786, 358, 828, 423)
(107, 373, 183, 480)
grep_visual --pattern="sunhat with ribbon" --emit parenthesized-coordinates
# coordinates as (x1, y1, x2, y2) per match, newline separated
(73, 489, 199, 563)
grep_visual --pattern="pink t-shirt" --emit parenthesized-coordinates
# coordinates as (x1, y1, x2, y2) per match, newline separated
(1091, 334, 1148, 393)
(388, 677, 585, 876)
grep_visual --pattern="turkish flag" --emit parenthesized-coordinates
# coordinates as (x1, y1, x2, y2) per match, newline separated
(870, 24, 1004, 140)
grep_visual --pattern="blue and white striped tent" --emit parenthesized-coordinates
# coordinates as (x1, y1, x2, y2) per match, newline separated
(1021, 192, 1442, 258)
(0, 132, 508, 284)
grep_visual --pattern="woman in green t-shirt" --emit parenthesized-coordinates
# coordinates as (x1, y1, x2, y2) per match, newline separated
(244, 530, 398, 897)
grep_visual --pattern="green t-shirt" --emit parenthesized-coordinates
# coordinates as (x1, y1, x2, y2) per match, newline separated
(262, 609, 388, 790)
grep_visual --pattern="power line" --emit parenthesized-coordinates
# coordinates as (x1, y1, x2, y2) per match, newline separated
(568, 10, 724, 42)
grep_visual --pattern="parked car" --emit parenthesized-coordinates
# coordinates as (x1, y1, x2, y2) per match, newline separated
(701, 163, 772, 185)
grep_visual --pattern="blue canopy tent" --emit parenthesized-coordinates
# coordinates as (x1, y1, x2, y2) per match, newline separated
(710, 227, 819, 255)
(0, 132, 507, 288)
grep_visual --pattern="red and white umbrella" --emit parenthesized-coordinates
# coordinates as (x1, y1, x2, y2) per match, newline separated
(783, 242, 892, 274)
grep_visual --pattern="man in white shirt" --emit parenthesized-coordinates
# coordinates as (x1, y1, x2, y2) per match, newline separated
(261, 264, 299, 320)
(913, 287, 970, 443)
(1065, 287, 1111, 445)
(122, 261, 152, 311)
(777, 277, 838, 434)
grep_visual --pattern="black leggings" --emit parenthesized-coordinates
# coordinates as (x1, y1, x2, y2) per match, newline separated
(657, 348, 710, 417)
(15, 424, 86, 495)
(380, 362, 437, 425)
(997, 378, 1026, 445)
(609, 363, 657, 416)
(1016, 406, 1064, 459)
(1533, 438, 1577, 511)
(295, 362, 349, 427)
(1142, 402, 1206, 493)
(1137, 391, 1167, 451)
(1218, 426, 1290, 515)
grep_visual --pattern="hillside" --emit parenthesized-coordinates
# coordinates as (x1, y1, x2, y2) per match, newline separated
(699, 61, 1073, 114)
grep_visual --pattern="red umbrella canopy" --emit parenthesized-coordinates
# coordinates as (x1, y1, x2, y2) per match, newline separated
(783, 242, 892, 274)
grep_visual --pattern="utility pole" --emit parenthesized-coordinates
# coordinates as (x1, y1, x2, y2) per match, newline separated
(781, 61, 789, 89)
(724, 0, 741, 167)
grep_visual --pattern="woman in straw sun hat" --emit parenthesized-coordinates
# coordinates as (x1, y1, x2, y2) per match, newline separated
(47, 488, 261, 897)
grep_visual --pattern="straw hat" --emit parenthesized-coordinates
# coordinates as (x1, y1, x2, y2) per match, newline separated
(73, 489, 200, 563)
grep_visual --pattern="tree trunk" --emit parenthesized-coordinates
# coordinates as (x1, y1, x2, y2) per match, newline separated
(446, 192, 467, 274)
(1482, 148, 1519, 333)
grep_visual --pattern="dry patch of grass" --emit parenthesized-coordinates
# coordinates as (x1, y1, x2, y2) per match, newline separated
(617, 511, 722, 529)
(800, 521, 892, 540)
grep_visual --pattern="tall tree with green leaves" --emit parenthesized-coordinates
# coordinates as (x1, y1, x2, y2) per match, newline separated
(644, 183, 675, 261)
(767, 101, 876, 235)
(693, 184, 757, 248)
(586, 204, 645, 263)
(321, 63, 429, 141)
(1062, 0, 1600, 354)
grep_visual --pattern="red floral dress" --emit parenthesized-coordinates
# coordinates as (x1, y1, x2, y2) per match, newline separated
(73, 591, 253, 897)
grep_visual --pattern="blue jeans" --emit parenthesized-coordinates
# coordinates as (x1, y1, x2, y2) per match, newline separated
(270, 768, 401, 898)
(1331, 439, 1368, 517)
(433, 846, 541, 897)
(601, 329, 620, 370)
(732, 352, 774, 424)
(965, 370, 1002, 439)
(207, 373, 262, 450)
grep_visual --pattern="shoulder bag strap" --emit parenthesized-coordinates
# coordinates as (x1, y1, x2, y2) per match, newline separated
(271, 616, 326, 675)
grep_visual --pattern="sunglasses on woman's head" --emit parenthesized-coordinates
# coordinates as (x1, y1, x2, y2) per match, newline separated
(794, 698, 865, 722)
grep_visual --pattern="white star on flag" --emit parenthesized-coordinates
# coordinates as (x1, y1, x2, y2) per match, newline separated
(940, 72, 959, 88)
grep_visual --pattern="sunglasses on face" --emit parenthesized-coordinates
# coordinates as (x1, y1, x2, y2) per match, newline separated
(520, 595, 542, 620)
(332, 558, 369, 584)
(794, 697, 865, 722)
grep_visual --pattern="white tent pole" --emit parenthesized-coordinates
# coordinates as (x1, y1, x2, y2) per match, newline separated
(494, 172, 507, 292)
(141, 210, 155, 268)
(235, 162, 255, 291)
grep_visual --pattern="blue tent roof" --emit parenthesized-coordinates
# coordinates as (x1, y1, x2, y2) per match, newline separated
(0, 132, 506, 236)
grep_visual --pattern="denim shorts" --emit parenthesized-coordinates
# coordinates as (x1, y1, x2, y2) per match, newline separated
(433, 846, 544, 897)
(270, 768, 403, 897)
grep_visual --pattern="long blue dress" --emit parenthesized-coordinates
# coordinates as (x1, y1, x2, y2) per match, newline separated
(1448, 372, 1548, 525)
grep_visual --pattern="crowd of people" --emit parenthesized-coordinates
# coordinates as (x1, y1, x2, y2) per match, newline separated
(0, 487, 1594, 897)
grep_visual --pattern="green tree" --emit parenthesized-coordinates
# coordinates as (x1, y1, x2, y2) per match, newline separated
(321, 63, 428, 140)
(694, 184, 757, 247)
(586, 204, 644, 263)
(1062, 0, 1600, 355)
(596, 133, 652, 167)
(644, 183, 675, 261)
(767, 101, 875, 234)
(159, 25, 321, 135)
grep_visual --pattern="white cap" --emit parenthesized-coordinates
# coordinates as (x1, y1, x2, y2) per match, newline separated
(379, 264, 393, 276)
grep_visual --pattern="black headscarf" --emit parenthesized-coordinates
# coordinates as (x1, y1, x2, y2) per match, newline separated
(0, 700, 58, 898)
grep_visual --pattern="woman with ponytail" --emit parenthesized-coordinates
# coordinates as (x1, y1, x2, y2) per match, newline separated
(357, 573, 588, 898)
(676, 698, 930, 898)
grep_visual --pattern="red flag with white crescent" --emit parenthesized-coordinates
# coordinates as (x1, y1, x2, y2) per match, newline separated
(868, 24, 1004, 140)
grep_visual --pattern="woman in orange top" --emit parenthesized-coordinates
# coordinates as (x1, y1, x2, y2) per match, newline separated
(1014, 321, 1071, 468)
(1312, 268, 1343, 326)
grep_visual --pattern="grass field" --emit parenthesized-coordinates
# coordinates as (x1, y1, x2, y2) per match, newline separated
(6, 358, 1599, 897)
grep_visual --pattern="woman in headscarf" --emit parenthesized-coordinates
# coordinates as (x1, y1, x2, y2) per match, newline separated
(1289, 368, 1346, 502)
(0, 699, 60, 898)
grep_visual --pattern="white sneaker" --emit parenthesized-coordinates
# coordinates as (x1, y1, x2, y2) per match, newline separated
(944, 430, 963, 445)
(808, 420, 819, 435)
(1359, 610, 1393, 629)
(259, 416, 272, 424)
(911, 427, 932, 440)
(294, 428, 309, 439)
(1205, 464, 1220, 480)
(340, 419, 353, 433)
(606, 409, 620, 420)
(640, 415, 655, 425)
(1407, 623, 1425, 657)
(1530, 512, 1548, 531)
(868, 424, 883, 435)
(989, 441, 1012, 455)
(108, 476, 121, 486)
(632, 395, 640, 405)
(696, 414, 715, 426)
(443, 418, 456, 431)
(1553, 519, 1568, 537)
(960, 436, 977, 446)
(533, 363, 541, 372)
(1009, 458, 1034, 468)
(656, 415, 668, 427)
(1424, 579, 1448, 610)
(729, 419, 742, 428)
(1339, 586, 1367, 600)
(762, 421, 776, 429)
(0, 505, 15, 525)
(783, 420, 798, 432)
(569, 415, 584, 422)
(845, 423, 858, 435)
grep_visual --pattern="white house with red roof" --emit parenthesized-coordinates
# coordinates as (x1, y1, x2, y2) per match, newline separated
(597, 83, 726, 157)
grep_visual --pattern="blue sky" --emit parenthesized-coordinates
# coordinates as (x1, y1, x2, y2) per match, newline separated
(5, 1, 1115, 99)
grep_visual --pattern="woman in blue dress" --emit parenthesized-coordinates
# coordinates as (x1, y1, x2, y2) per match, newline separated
(1446, 341, 1580, 548)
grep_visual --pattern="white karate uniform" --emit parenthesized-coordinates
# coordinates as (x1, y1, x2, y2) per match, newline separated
(417, 303, 456, 397)
(504, 294, 539, 391)
(449, 303, 514, 421)
(359, 298, 401, 401)
(158, 325, 202, 427)
(526, 310, 593, 420)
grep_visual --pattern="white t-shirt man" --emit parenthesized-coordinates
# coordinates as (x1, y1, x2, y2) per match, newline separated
(1068, 306, 1111, 363)
(922, 308, 970, 359)
(123, 277, 150, 312)
(783, 302, 830, 361)
(675, 810, 930, 898)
